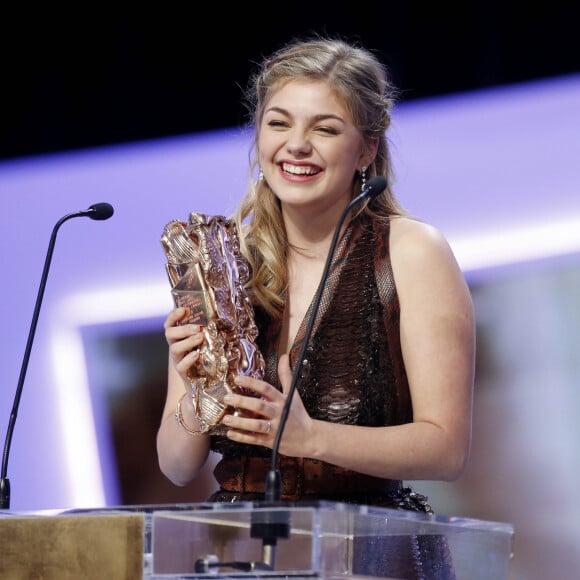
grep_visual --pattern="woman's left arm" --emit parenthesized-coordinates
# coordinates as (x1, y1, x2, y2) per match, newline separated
(386, 218, 476, 480)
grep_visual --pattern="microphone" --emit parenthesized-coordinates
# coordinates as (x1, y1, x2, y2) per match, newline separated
(81, 202, 115, 221)
(248, 175, 387, 569)
(0, 202, 115, 509)
(266, 175, 387, 501)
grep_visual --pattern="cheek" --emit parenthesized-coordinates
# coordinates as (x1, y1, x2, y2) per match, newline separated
(332, 146, 362, 171)
(258, 139, 282, 168)
(257, 131, 270, 159)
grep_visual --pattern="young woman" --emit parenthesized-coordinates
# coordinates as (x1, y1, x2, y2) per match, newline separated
(157, 36, 475, 578)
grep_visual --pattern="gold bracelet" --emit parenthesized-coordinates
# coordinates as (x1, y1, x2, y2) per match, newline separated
(175, 393, 203, 436)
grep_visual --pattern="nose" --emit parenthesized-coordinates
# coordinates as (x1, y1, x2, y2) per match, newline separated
(285, 128, 312, 157)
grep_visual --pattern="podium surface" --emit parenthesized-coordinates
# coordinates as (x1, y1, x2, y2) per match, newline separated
(1, 501, 514, 579)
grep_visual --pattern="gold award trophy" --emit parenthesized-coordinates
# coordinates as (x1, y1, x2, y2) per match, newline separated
(161, 213, 265, 434)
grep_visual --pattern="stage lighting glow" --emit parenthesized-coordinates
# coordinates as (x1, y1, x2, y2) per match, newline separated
(452, 217, 580, 273)
(50, 283, 171, 506)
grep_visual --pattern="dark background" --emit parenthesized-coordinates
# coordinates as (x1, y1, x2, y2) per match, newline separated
(2, 1, 578, 161)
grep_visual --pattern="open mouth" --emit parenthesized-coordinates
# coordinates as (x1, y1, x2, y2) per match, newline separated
(281, 163, 320, 176)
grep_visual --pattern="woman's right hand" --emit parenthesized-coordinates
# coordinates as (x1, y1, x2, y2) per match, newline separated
(158, 307, 212, 486)
(163, 307, 205, 382)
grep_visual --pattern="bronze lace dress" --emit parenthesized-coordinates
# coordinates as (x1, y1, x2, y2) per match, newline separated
(207, 217, 456, 579)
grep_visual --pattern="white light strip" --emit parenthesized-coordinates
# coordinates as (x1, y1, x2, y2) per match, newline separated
(50, 283, 171, 507)
(452, 218, 580, 273)
(51, 326, 105, 506)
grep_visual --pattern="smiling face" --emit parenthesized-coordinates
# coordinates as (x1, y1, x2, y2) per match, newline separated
(258, 79, 374, 218)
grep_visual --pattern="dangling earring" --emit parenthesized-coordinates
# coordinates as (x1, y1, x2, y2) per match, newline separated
(258, 168, 264, 182)
(360, 166, 367, 192)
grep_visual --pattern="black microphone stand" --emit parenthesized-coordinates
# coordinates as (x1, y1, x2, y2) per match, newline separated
(0, 203, 114, 509)
(250, 176, 388, 568)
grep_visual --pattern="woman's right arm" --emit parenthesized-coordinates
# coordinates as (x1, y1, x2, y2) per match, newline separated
(156, 307, 211, 486)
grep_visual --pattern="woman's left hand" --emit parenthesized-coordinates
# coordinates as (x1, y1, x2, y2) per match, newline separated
(220, 354, 314, 456)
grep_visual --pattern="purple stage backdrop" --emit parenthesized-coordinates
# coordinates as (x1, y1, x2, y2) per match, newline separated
(1, 74, 580, 579)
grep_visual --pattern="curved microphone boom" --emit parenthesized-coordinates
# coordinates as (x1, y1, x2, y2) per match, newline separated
(266, 175, 387, 501)
(0, 202, 114, 509)
(245, 176, 387, 571)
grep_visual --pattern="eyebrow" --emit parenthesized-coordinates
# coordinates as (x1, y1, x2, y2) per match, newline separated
(264, 106, 346, 125)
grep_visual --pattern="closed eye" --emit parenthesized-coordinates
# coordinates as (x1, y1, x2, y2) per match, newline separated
(267, 120, 290, 129)
(315, 126, 339, 135)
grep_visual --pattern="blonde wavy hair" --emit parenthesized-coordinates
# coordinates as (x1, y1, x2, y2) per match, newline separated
(234, 36, 407, 320)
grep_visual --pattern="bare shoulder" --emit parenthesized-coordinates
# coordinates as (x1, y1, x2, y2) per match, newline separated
(389, 216, 454, 262)
(388, 216, 468, 294)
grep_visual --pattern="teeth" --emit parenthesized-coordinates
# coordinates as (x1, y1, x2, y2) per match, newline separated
(282, 163, 317, 175)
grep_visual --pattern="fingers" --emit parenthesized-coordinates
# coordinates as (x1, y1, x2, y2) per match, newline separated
(233, 374, 284, 400)
(221, 376, 287, 444)
(168, 328, 204, 363)
(223, 388, 277, 416)
(165, 307, 206, 376)
(171, 344, 200, 376)
(165, 309, 198, 338)
(165, 308, 203, 345)
(164, 306, 189, 329)
(221, 413, 275, 442)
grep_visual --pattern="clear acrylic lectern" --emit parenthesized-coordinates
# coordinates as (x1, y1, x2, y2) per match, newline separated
(145, 500, 513, 579)
(0, 500, 514, 579)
